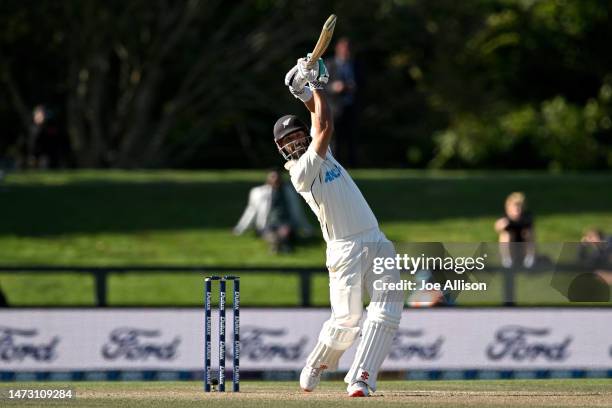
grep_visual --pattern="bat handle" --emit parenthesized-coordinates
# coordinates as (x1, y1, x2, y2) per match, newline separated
(305, 55, 318, 69)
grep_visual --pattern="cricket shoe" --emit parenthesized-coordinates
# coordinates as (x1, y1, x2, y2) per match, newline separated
(300, 365, 325, 392)
(347, 381, 369, 397)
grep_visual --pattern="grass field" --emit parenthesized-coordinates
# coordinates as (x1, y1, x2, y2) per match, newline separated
(4, 380, 611, 407)
(0, 170, 611, 306)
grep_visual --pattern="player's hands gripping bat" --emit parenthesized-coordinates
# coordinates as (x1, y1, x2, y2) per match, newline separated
(285, 65, 307, 91)
(298, 56, 329, 89)
(285, 14, 336, 100)
(285, 65, 312, 102)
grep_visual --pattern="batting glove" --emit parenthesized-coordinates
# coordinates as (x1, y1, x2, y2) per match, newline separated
(285, 65, 312, 102)
(298, 55, 329, 90)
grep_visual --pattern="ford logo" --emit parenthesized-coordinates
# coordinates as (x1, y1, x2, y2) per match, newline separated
(0, 326, 59, 362)
(101, 328, 180, 361)
(388, 329, 444, 360)
(486, 326, 571, 361)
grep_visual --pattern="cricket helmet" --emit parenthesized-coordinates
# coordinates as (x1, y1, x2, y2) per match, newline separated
(273, 115, 311, 160)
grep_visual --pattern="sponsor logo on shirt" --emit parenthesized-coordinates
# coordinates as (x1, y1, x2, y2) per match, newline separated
(324, 164, 342, 183)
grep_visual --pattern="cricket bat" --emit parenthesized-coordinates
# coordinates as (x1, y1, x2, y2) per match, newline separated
(306, 14, 337, 69)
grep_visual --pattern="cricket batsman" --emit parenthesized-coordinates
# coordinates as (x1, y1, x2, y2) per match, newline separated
(273, 57, 403, 397)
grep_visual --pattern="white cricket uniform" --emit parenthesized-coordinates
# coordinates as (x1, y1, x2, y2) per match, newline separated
(285, 144, 378, 243)
(286, 141, 403, 392)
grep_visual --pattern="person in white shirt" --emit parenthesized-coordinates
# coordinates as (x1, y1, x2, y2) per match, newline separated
(274, 57, 403, 397)
(233, 170, 313, 253)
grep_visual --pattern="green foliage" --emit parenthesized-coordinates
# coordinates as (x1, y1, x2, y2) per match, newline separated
(431, 92, 612, 169)
(1, 0, 611, 168)
(426, 0, 612, 169)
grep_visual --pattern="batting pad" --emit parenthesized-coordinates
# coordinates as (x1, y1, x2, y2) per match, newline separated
(344, 305, 401, 391)
(306, 321, 361, 370)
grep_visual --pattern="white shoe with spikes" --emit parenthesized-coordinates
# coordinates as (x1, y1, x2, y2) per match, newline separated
(300, 365, 324, 392)
(347, 381, 370, 397)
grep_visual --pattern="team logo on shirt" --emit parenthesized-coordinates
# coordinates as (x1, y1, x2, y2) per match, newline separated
(324, 164, 342, 183)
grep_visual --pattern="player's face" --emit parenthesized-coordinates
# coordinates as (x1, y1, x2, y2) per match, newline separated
(280, 131, 306, 150)
(278, 130, 310, 160)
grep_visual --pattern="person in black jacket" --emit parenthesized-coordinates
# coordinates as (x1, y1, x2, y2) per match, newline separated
(494, 192, 536, 268)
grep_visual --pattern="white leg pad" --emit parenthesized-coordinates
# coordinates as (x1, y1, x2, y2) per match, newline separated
(344, 302, 402, 391)
(306, 320, 361, 370)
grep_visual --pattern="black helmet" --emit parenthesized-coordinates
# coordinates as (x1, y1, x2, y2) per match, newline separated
(273, 115, 311, 160)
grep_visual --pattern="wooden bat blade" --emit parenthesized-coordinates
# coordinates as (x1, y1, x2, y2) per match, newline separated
(306, 14, 337, 68)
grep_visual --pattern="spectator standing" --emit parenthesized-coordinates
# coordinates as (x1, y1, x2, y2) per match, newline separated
(326, 38, 361, 166)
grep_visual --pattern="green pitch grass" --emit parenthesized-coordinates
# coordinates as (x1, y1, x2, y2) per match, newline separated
(5, 380, 611, 407)
(0, 170, 611, 306)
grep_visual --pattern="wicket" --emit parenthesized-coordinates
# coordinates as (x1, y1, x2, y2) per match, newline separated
(204, 275, 240, 392)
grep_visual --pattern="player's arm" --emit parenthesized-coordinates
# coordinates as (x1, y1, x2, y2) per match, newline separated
(303, 95, 315, 113)
(308, 90, 333, 158)
(285, 58, 332, 158)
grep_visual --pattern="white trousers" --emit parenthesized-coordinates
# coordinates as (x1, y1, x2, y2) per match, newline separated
(325, 227, 402, 328)
(320, 227, 403, 391)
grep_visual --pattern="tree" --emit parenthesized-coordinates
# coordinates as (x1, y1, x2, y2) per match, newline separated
(1, 0, 611, 169)
(1, 0, 319, 167)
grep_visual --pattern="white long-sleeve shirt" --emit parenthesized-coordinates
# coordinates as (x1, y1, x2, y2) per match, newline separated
(285, 145, 378, 242)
